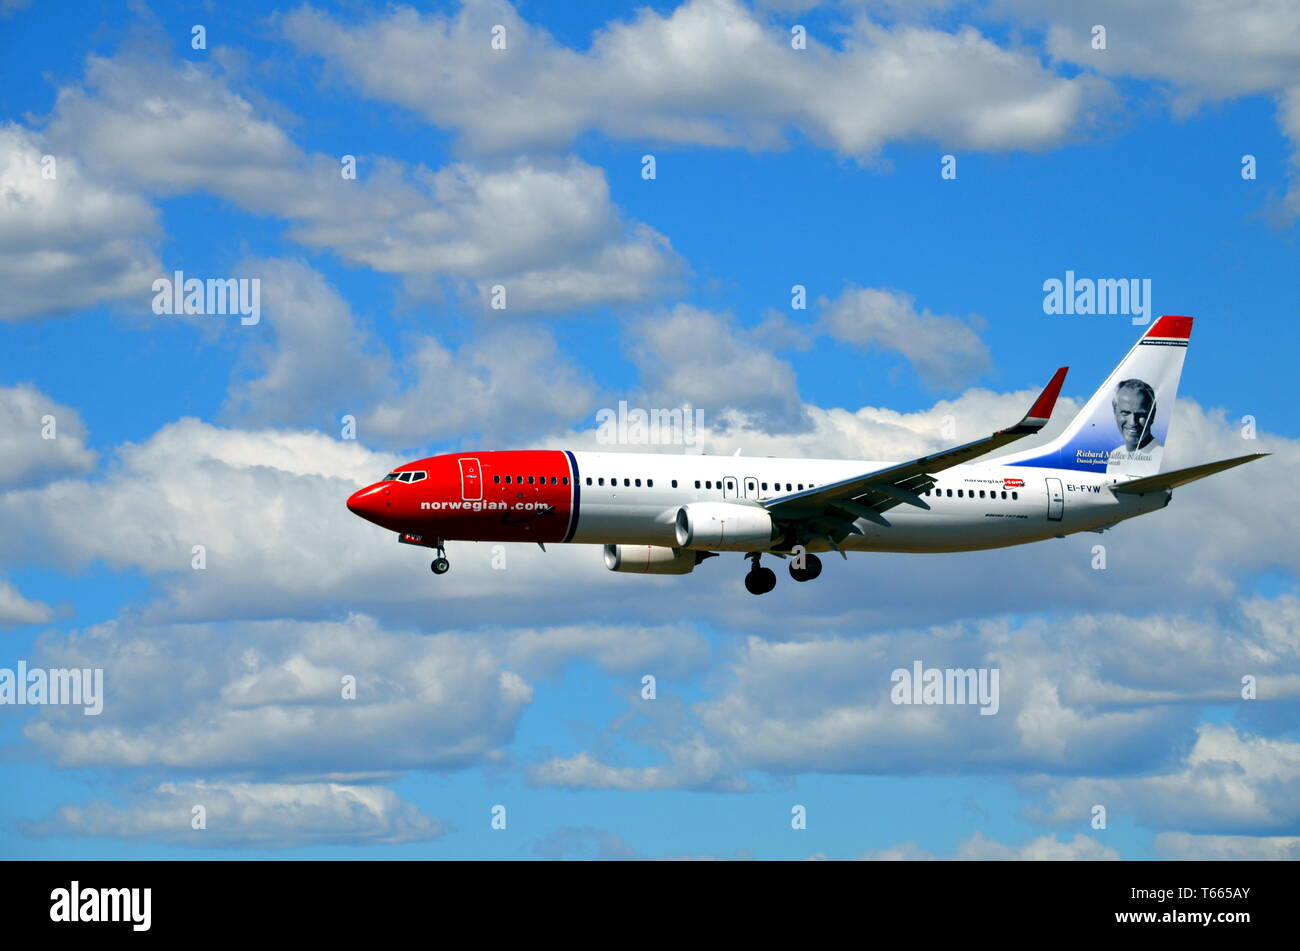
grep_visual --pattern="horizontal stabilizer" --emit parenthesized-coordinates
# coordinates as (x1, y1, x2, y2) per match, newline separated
(1110, 453, 1268, 494)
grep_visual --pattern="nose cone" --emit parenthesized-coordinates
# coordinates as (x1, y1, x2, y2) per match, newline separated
(346, 484, 388, 526)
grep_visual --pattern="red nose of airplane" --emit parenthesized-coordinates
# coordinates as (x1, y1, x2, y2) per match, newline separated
(346, 484, 389, 525)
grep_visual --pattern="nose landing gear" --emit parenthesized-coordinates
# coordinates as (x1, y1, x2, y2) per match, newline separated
(429, 541, 450, 575)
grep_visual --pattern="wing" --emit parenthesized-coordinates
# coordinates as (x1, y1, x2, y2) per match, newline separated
(762, 367, 1069, 551)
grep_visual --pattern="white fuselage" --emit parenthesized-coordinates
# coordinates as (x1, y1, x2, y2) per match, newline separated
(567, 451, 1169, 553)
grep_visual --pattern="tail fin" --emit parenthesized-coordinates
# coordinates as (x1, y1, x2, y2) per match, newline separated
(1000, 315, 1193, 476)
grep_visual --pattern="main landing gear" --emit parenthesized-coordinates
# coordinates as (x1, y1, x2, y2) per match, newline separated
(789, 553, 822, 582)
(744, 551, 824, 594)
(744, 554, 777, 595)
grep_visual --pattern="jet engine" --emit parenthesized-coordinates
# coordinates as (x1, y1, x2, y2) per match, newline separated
(603, 544, 699, 574)
(674, 502, 777, 551)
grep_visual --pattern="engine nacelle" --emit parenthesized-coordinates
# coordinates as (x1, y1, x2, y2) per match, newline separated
(603, 544, 698, 574)
(674, 502, 776, 551)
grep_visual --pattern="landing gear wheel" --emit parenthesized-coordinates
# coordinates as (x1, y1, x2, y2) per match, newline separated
(789, 553, 822, 582)
(744, 565, 777, 595)
(431, 557, 450, 575)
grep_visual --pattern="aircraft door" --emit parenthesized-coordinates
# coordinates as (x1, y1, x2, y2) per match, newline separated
(1045, 477, 1064, 521)
(743, 476, 758, 499)
(459, 457, 482, 501)
(722, 476, 738, 499)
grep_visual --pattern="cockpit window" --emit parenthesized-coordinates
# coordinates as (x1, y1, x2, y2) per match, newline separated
(409, 471, 426, 482)
(382, 472, 400, 481)
(398, 472, 414, 482)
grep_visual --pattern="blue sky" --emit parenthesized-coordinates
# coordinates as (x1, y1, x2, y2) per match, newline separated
(1, 0, 1298, 860)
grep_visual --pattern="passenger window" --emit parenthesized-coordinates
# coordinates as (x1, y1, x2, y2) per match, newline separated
(635, 479, 641, 487)
(624, 478, 630, 487)
(761, 482, 768, 491)
(550, 476, 556, 485)
(598, 478, 605, 486)
(979, 490, 985, 498)
(647, 479, 653, 487)
(1001, 491, 1007, 499)
(1012, 491, 1019, 500)
(957, 490, 964, 498)
(694, 480, 701, 489)
(562, 477, 568, 485)
(504, 476, 512, 484)
(586, 477, 592, 486)
(797, 484, 804, 490)
(493, 475, 501, 484)
(671, 480, 678, 488)
(527, 476, 534, 485)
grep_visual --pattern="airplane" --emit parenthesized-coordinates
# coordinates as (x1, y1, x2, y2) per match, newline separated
(346, 315, 1266, 595)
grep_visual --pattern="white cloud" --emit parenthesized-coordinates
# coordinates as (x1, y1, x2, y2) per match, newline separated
(1279, 83, 1300, 215)
(0, 124, 158, 322)
(43, 52, 682, 313)
(503, 622, 709, 680)
(0, 578, 53, 627)
(533, 826, 643, 860)
(46, 53, 302, 198)
(294, 158, 685, 312)
(212, 257, 595, 441)
(0, 383, 96, 488)
(222, 258, 390, 428)
(362, 325, 597, 446)
(820, 286, 992, 389)
(998, 0, 1300, 214)
(626, 305, 808, 431)
(862, 830, 1121, 860)
(529, 592, 1300, 789)
(1154, 831, 1300, 860)
(24, 613, 532, 775)
(1004, 0, 1300, 102)
(31, 780, 443, 849)
(286, 0, 1104, 158)
(530, 735, 748, 792)
(1029, 723, 1300, 834)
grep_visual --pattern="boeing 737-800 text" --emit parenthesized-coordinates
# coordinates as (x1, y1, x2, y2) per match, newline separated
(346, 315, 1265, 594)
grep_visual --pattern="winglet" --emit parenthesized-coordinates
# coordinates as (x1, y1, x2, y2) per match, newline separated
(1015, 366, 1069, 432)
